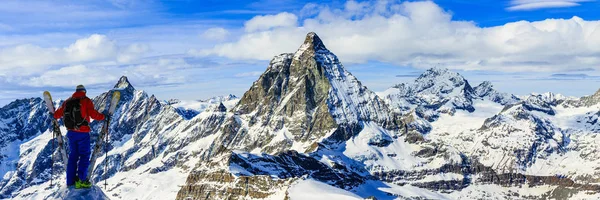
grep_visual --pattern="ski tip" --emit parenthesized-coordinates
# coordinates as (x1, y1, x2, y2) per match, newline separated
(43, 91, 54, 101)
(112, 91, 121, 100)
(43, 91, 56, 112)
(108, 90, 121, 113)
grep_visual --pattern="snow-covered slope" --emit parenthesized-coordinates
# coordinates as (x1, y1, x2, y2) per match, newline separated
(51, 186, 110, 200)
(0, 98, 53, 198)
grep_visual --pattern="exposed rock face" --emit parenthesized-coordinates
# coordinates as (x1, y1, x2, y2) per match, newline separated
(578, 89, 600, 107)
(177, 169, 294, 200)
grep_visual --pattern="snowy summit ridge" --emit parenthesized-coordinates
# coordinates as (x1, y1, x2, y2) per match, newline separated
(381, 67, 520, 133)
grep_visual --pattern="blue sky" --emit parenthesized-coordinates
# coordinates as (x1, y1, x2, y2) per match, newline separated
(1, 0, 600, 105)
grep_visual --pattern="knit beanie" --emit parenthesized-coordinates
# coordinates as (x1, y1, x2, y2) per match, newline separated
(76, 85, 86, 92)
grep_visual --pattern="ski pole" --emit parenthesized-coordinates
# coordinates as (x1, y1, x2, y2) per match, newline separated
(104, 117, 110, 190)
(51, 131, 55, 187)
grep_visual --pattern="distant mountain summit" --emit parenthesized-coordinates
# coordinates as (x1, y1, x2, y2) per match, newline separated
(166, 94, 239, 119)
(385, 67, 518, 114)
(381, 67, 519, 133)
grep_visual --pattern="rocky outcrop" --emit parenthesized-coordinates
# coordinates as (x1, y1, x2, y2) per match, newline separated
(566, 89, 600, 107)
(177, 169, 294, 200)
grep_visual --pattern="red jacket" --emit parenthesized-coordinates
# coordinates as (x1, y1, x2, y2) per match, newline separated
(54, 91, 105, 133)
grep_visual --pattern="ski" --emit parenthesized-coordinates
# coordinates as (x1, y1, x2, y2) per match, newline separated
(43, 91, 69, 167)
(87, 91, 120, 182)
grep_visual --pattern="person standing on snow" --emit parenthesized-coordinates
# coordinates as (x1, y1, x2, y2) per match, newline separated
(54, 85, 108, 189)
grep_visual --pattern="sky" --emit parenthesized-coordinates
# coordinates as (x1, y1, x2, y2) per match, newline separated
(1, 0, 600, 106)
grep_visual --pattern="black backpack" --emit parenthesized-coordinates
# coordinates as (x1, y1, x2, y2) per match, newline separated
(64, 97, 89, 130)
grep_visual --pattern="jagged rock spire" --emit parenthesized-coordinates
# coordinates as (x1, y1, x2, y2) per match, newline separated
(294, 32, 329, 60)
(113, 75, 135, 91)
(301, 32, 327, 51)
(211, 102, 227, 112)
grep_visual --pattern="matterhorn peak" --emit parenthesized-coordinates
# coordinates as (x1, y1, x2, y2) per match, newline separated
(113, 75, 135, 91)
(294, 32, 329, 59)
(303, 32, 327, 50)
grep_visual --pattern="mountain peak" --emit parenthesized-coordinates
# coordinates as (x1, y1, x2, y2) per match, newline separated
(113, 75, 135, 91)
(304, 32, 326, 49)
(210, 102, 227, 112)
(400, 67, 467, 90)
(420, 67, 458, 79)
(296, 32, 328, 56)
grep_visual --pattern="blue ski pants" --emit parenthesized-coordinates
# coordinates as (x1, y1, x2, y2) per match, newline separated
(66, 130, 91, 185)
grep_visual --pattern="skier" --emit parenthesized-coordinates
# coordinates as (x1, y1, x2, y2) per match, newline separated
(53, 85, 108, 189)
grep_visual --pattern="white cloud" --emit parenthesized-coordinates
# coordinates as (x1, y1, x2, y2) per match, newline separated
(196, 1, 600, 73)
(26, 65, 120, 87)
(0, 34, 148, 76)
(244, 12, 298, 32)
(507, 0, 592, 11)
(234, 71, 263, 77)
(118, 43, 150, 63)
(202, 27, 230, 41)
(22, 57, 191, 88)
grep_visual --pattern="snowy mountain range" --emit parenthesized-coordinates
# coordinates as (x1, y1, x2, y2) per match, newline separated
(165, 94, 239, 119)
(1, 32, 599, 200)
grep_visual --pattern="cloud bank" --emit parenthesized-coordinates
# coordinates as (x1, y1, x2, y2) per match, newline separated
(0, 34, 147, 76)
(196, 1, 600, 73)
(507, 0, 593, 11)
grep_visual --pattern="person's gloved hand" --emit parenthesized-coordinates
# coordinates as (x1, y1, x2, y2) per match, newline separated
(103, 111, 111, 121)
